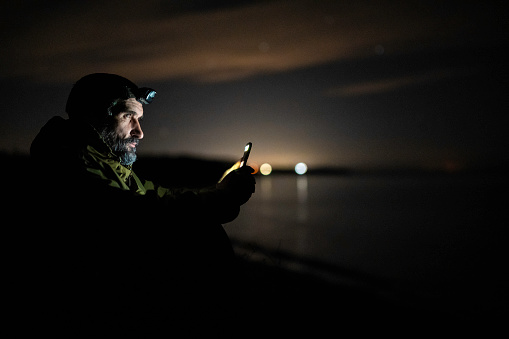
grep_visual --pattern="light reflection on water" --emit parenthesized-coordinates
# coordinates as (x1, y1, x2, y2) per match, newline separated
(296, 176, 308, 222)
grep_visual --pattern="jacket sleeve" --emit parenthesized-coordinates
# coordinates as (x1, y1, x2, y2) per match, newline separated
(141, 179, 241, 225)
(79, 167, 240, 225)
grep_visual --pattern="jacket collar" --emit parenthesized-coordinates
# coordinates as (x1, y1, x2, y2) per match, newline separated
(72, 119, 134, 180)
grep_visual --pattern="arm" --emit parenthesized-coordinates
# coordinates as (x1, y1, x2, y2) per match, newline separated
(141, 166, 255, 224)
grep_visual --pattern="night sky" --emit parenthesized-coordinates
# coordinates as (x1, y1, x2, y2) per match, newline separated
(1, 0, 508, 170)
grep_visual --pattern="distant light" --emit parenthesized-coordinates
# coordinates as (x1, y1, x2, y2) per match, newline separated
(295, 162, 308, 175)
(260, 163, 272, 176)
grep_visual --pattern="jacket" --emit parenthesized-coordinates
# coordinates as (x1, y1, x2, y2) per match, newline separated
(26, 116, 239, 333)
(30, 116, 240, 224)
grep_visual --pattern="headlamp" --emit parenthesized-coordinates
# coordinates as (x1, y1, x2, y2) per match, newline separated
(138, 87, 157, 104)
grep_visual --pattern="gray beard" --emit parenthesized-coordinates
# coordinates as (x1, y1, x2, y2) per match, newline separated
(99, 127, 139, 166)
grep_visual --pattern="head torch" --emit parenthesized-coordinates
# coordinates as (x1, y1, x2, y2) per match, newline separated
(138, 87, 157, 104)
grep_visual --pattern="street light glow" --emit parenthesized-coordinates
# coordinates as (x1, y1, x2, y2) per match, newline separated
(295, 162, 308, 175)
(260, 163, 272, 175)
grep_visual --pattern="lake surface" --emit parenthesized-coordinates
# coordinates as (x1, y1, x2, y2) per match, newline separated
(224, 173, 507, 314)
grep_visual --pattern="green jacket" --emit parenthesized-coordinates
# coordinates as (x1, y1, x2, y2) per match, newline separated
(30, 116, 240, 224)
(26, 116, 241, 330)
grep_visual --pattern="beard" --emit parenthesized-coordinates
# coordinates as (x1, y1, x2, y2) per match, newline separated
(100, 126, 139, 166)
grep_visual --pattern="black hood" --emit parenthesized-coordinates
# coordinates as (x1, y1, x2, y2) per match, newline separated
(30, 116, 109, 165)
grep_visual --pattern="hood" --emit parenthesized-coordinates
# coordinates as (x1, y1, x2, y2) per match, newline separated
(30, 117, 137, 191)
(31, 117, 73, 161)
(30, 116, 113, 165)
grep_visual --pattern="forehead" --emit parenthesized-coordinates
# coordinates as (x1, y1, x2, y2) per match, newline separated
(123, 98, 143, 116)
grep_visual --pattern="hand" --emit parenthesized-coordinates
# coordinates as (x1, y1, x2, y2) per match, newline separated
(218, 160, 241, 183)
(216, 166, 256, 205)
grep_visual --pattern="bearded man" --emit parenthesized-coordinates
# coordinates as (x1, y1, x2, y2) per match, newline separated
(28, 73, 255, 335)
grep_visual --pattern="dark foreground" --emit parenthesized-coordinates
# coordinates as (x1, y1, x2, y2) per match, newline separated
(4, 233, 505, 338)
(112, 253, 504, 338)
(223, 247, 505, 338)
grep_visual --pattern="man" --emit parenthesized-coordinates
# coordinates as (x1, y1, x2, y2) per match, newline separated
(28, 73, 255, 335)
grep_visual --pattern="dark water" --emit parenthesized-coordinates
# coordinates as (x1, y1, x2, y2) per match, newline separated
(225, 173, 508, 314)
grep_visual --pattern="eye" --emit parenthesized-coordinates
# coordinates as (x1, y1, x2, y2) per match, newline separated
(122, 113, 132, 120)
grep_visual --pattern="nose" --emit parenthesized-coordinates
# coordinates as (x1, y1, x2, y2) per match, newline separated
(130, 118, 144, 139)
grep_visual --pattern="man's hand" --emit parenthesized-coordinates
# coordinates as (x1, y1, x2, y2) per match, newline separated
(218, 160, 241, 183)
(216, 166, 256, 206)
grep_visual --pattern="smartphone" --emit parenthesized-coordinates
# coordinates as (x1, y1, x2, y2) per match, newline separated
(239, 142, 252, 167)
(218, 142, 253, 183)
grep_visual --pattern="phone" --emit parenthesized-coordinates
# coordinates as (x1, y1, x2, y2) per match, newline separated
(239, 142, 252, 167)
(218, 142, 253, 183)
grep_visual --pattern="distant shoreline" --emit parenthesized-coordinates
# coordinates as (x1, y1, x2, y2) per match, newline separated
(2, 152, 507, 178)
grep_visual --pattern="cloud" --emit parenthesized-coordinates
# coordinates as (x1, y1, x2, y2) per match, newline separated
(1, 0, 504, 83)
(324, 70, 465, 97)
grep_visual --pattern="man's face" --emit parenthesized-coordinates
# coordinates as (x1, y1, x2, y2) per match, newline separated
(100, 98, 144, 166)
